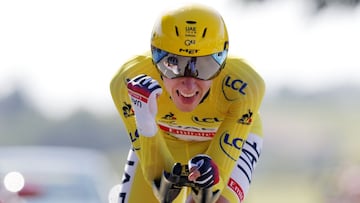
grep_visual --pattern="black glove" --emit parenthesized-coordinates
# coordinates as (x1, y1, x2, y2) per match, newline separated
(188, 154, 219, 189)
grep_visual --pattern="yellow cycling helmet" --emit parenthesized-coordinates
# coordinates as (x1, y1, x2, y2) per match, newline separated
(151, 4, 229, 80)
(151, 4, 229, 56)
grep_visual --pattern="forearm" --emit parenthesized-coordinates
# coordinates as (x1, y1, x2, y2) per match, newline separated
(235, 133, 263, 198)
(210, 114, 264, 202)
(206, 122, 250, 191)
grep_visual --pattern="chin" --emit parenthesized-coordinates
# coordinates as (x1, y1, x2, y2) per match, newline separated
(171, 93, 201, 112)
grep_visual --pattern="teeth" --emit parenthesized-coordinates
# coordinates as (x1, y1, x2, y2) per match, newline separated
(180, 91, 196, 97)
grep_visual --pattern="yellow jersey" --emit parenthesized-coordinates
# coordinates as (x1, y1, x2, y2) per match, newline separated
(110, 51, 265, 198)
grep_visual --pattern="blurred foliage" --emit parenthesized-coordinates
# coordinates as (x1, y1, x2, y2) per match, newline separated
(1, 84, 360, 202)
(234, 0, 360, 12)
(0, 89, 129, 152)
(246, 84, 360, 202)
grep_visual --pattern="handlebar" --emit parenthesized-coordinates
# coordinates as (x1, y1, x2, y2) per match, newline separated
(154, 163, 219, 203)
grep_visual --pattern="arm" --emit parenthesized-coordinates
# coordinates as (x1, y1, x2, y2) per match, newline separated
(186, 114, 264, 203)
(205, 76, 265, 196)
(110, 60, 142, 151)
(110, 57, 173, 185)
(235, 114, 264, 200)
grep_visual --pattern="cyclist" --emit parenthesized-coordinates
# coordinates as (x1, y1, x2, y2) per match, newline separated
(110, 3, 266, 203)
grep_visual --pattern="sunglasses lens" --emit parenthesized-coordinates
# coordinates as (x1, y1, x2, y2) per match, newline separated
(151, 47, 227, 80)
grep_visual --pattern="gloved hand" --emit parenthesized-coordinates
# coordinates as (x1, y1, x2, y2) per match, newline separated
(188, 154, 219, 189)
(127, 74, 162, 137)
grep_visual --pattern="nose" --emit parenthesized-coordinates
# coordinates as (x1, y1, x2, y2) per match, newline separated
(181, 77, 197, 89)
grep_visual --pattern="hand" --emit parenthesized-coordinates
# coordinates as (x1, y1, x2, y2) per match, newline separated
(127, 74, 162, 136)
(188, 154, 219, 189)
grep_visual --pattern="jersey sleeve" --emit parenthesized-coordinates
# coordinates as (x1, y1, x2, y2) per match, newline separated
(110, 56, 140, 147)
(205, 59, 266, 194)
(110, 53, 173, 185)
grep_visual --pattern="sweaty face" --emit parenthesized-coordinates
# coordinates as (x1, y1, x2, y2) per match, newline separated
(163, 77, 212, 112)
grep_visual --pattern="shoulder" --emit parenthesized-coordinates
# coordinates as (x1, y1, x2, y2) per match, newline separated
(213, 56, 265, 102)
(224, 56, 265, 86)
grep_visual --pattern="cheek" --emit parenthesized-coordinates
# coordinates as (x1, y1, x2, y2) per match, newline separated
(162, 78, 176, 94)
(201, 81, 212, 91)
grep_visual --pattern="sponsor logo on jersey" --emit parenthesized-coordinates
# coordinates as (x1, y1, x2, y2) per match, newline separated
(219, 132, 244, 161)
(128, 129, 140, 151)
(229, 134, 262, 201)
(161, 112, 176, 120)
(158, 122, 217, 138)
(191, 116, 223, 126)
(222, 75, 248, 101)
(228, 178, 244, 202)
(237, 138, 261, 184)
(238, 109, 253, 125)
(122, 102, 134, 118)
(119, 149, 137, 203)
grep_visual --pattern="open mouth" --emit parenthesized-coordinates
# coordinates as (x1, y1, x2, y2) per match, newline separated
(176, 90, 199, 98)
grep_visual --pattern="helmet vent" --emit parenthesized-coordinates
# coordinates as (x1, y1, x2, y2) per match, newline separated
(175, 26, 179, 36)
(202, 28, 207, 38)
(186, 21, 196, 24)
